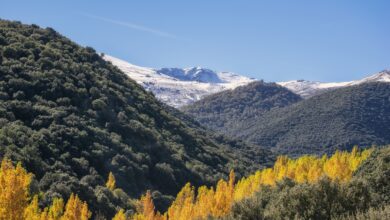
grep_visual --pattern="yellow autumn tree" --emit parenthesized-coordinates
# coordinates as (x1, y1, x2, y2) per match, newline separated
(24, 196, 65, 220)
(132, 190, 164, 220)
(46, 198, 65, 220)
(24, 195, 42, 220)
(112, 209, 127, 220)
(106, 172, 116, 191)
(234, 147, 372, 202)
(0, 157, 92, 220)
(131, 147, 372, 220)
(0, 158, 32, 220)
(167, 183, 195, 220)
(163, 170, 236, 220)
(61, 193, 91, 220)
(192, 185, 214, 219)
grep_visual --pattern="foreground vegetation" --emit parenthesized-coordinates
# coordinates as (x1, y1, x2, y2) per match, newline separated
(122, 148, 380, 220)
(0, 158, 91, 220)
(221, 146, 390, 220)
(1, 143, 388, 220)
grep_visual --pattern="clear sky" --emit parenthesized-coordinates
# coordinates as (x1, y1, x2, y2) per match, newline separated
(1, 0, 389, 82)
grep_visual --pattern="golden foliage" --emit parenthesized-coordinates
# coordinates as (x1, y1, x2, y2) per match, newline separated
(61, 193, 91, 220)
(47, 198, 65, 220)
(0, 158, 90, 220)
(0, 158, 32, 220)
(106, 172, 116, 191)
(129, 147, 372, 220)
(132, 190, 165, 220)
(23, 195, 65, 220)
(0, 147, 372, 220)
(23, 196, 41, 220)
(234, 147, 372, 201)
(112, 209, 127, 220)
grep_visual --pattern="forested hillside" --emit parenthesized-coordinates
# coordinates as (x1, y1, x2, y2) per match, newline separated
(0, 20, 272, 217)
(236, 82, 390, 155)
(182, 81, 302, 136)
(185, 80, 390, 155)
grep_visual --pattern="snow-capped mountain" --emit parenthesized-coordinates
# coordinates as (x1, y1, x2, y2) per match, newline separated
(105, 54, 389, 106)
(103, 55, 256, 107)
(277, 70, 390, 98)
(157, 67, 224, 83)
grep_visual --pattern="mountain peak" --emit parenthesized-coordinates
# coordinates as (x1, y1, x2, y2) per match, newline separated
(368, 70, 390, 81)
(158, 67, 224, 83)
(104, 55, 255, 107)
(278, 70, 390, 98)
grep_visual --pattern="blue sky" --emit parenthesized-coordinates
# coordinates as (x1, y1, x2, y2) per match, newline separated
(1, 0, 389, 81)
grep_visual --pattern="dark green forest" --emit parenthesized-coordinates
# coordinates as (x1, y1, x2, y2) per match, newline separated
(184, 81, 390, 156)
(0, 20, 273, 217)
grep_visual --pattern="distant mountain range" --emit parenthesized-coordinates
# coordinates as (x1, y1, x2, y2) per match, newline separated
(103, 55, 255, 107)
(104, 55, 390, 107)
(104, 55, 390, 155)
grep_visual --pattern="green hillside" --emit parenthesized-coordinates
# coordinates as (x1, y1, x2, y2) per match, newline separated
(182, 81, 302, 137)
(0, 20, 272, 216)
(184, 80, 390, 155)
(237, 82, 390, 155)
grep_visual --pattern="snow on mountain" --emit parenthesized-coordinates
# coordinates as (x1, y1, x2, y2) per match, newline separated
(157, 67, 224, 83)
(104, 54, 389, 104)
(103, 55, 256, 107)
(277, 70, 390, 98)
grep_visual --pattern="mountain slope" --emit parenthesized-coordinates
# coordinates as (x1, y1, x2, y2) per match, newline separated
(278, 70, 390, 98)
(182, 81, 302, 136)
(184, 79, 390, 155)
(0, 20, 272, 217)
(103, 55, 256, 107)
(237, 82, 390, 155)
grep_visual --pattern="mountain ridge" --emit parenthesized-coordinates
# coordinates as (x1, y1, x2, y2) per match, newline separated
(103, 55, 256, 107)
(277, 70, 390, 98)
(105, 55, 390, 107)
